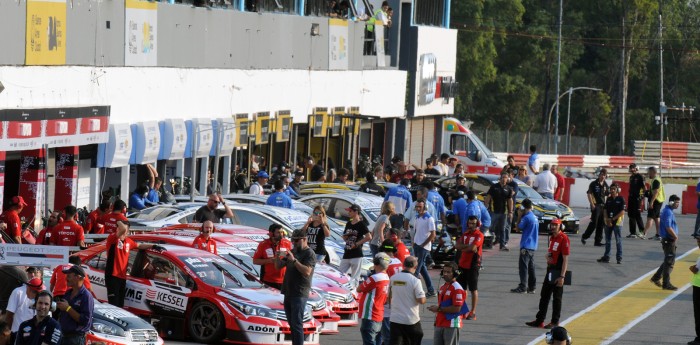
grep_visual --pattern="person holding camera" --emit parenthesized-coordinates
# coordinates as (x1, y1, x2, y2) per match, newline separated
(302, 206, 331, 263)
(277, 229, 316, 345)
(599, 183, 626, 264)
(15, 291, 62, 345)
(56, 265, 94, 345)
(193, 194, 233, 223)
(650, 194, 680, 291)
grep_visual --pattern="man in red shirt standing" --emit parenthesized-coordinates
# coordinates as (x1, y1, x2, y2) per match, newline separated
(0, 196, 26, 243)
(455, 215, 483, 321)
(526, 218, 570, 329)
(105, 220, 163, 307)
(85, 200, 111, 234)
(99, 200, 128, 235)
(357, 253, 390, 345)
(428, 262, 467, 345)
(389, 229, 409, 264)
(36, 211, 61, 245)
(253, 224, 292, 290)
(192, 221, 217, 254)
(51, 205, 85, 248)
(50, 256, 95, 298)
(552, 165, 566, 202)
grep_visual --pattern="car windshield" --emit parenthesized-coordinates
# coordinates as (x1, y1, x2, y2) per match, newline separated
(128, 207, 181, 220)
(364, 209, 381, 222)
(179, 255, 262, 289)
(517, 185, 545, 200)
(468, 133, 497, 158)
(217, 248, 261, 276)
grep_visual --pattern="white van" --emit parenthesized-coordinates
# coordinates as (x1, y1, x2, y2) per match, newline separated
(442, 117, 504, 174)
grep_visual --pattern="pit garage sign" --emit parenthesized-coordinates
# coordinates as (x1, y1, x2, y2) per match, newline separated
(0, 244, 69, 267)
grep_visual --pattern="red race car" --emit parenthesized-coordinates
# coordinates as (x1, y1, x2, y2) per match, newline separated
(75, 243, 322, 344)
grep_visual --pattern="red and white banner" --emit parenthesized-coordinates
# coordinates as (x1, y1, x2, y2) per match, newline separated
(54, 146, 79, 211)
(19, 149, 46, 228)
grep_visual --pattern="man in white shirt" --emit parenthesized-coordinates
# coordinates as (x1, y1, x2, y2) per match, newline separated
(7, 277, 45, 341)
(533, 163, 558, 199)
(249, 171, 269, 195)
(388, 256, 426, 345)
(412, 199, 436, 297)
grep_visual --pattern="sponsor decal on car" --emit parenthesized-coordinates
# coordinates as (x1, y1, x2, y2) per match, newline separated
(247, 325, 276, 333)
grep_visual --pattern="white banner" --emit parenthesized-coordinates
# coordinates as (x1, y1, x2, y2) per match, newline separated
(328, 19, 349, 70)
(0, 244, 69, 267)
(125, 0, 157, 66)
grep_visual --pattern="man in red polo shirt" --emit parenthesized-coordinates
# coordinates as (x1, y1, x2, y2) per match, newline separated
(85, 200, 111, 234)
(253, 224, 292, 290)
(0, 196, 26, 243)
(36, 211, 61, 245)
(192, 221, 217, 254)
(455, 215, 483, 321)
(51, 205, 85, 247)
(50, 256, 95, 298)
(389, 229, 409, 264)
(428, 262, 467, 345)
(99, 200, 128, 235)
(552, 165, 566, 202)
(105, 220, 163, 307)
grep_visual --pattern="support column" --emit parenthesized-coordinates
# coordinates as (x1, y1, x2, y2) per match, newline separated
(175, 159, 185, 193)
(89, 167, 101, 210)
(0, 151, 5, 212)
(19, 148, 46, 228)
(120, 166, 130, 202)
(222, 156, 232, 194)
(54, 146, 79, 210)
(199, 157, 210, 196)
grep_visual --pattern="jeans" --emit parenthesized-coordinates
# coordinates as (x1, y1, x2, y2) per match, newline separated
(652, 239, 677, 286)
(412, 244, 435, 294)
(536, 270, 564, 324)
(628, 197, 644, 235)
(583, 204, 605, 244)
(361, 319, 382, 345)
(370, 244, 379, 257)
(491, 213, 508, 248)
(603, 225, 623, 261)
(283, 296, 308, 345)
(379, 317, 390, 345)
(694, 212, 700, 237)
(518, 249, 536, 290)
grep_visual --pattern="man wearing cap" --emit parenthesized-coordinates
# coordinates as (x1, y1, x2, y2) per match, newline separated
(6, 277, 44, 342)
(340, 204, 371, 286)
(357, 252, 390, 345)
(193, 194, 233, 223)
(254, 224, 293, 290)
(547, 326, 572, 345)
(650, 194, 680, 291)
(277, 229, 316, 345)
(50, 205, 85, 248)
(249, 171, 269, 195)
(192, 220, 217, 254)
(385, 179, 413, 215)
(581, 168, 609, 246)
(57, 264, 94, 345)
(266, 180, 294, 209)
(16, 290, 62, 345)
(0, 196, 27, 243)
(627, 163, 646, 238)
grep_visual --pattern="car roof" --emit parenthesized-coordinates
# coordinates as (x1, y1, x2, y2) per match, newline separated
(301, 192, 383, 209)
(223, 194, 313, 212)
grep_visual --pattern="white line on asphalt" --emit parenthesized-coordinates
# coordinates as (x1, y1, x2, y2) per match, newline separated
(526, 246, 697, 345)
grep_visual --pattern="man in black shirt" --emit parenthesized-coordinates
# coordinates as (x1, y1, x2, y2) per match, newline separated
(339, 204, 371, 286)
(360, 172, 386, 197)
(193, 194, 233, 223)
(582, 168, 609, 246)
(484, 172, 514, 251)
(627, 164, 646, 238)
(277, 229, 316, 345)
(600, 183, 626, 264)
(16, 291, 62, 345)
(305, 156, 325, 182)
(289, 171, 304, 195)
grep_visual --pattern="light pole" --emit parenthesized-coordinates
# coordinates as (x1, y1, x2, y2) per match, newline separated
(546, 86, 603, 154)
(553, 0, 563, 154)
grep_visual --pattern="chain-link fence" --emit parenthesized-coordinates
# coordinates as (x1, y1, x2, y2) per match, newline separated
(471, 128, 603, 155)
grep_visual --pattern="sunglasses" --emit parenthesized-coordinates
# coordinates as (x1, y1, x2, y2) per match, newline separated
(292, 238, 303, 243)
(313, 211, 322, 216)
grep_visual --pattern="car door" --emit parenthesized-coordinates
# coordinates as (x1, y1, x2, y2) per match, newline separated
(84, 248, 138, 305)
(129, 251, 193, 317)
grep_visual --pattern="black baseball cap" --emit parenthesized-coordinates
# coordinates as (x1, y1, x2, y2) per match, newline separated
(345, 204, 362, 212)
(62, 265, 86, 277)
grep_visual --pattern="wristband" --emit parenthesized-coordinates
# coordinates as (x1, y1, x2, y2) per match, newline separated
(66, 306, 72, 312)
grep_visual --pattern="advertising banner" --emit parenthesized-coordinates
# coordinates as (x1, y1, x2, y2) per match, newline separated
(130, 121, 160, 164)
(255, 112, 270, 145)
(0, 109, 44, 151)
(158, 119, 187, 160)
(97, 123, 133, 168)
(328, 18, 348, 70)
(185, 119, 214, 158)
(0, 244, 69, 267)
(412, 26, 457, 117)
(211, 118, 236, 157)
(331, 107, 344, 137)
(125, 0, 157, 66)
(275, 110, 292, 142)
(312, 107, 328, 138)
(25, 0, 67, 65)
(54, 146, 78, 210)
(19, 149, 46, 226)
(234, 114, 249, 147)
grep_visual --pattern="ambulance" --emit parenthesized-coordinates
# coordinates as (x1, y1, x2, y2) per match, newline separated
(441, 117, 505, 173)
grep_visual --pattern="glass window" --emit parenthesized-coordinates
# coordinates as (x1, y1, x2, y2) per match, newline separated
(413, 0, 445, 27)
(235, 210, 275, 230)
(141, 253, 189, 287)
(470, 179, 492, 195)
(450, 135, 467, 156)
(332, 200, 353, 221)
(179, 255, 263, 289)
(87, 251, 108, 271)
(128, 207, 179, 221)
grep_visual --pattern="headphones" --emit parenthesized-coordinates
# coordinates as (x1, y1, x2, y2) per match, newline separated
(545, 326, 571, 345)
(440, 262, 461, 279)
(32, 290, 56, 312)
(610, 184, 621, 193)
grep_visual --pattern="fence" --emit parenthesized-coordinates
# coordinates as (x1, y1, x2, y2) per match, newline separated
(471, 128, 603, 155)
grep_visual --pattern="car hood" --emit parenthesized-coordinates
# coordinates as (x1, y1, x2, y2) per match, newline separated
(532, 199, 570, 212)
(222, 288, 285, 310)
(94, 301, 160, 332)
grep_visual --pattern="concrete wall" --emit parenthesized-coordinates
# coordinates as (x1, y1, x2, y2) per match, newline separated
(0, 0, 26, 65)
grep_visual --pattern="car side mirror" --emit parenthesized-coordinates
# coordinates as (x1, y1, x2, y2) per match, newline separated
(471, 150, 482, 162)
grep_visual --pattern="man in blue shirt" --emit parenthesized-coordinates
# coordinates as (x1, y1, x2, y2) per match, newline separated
(57, 265, 94, 345)
(128, 185, 149, 211)
(511, 199, 538, 294)
(650, 194, 680, 291)
(465, 191, 481, 223)
(425, 181, 447, 227)
(266, 180, 294, 209)
(452, 190, 468, 234)
(282, 175, 300, 198)
(145, 163, 161, 204)
(385, 179, 413, 215)
(16, 291, 62, 345)
(527, 145, 540, 175)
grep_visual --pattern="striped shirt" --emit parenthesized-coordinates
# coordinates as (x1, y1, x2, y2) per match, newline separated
(357, 272, 390, 322)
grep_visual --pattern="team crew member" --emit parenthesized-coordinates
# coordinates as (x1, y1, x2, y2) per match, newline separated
(451, 190, 469, 234)
(0, 196, 26, 243)
(425, 181, 447, 227)
(599, 184, 625, 264)
(403, 188, 436, 235)
(512, 199, 539, 294)
(551, 165, 566, 202)
(84, 200, 110, 234)
(51, 205, 85, 247)
(370, 202, 394, 256)
(51, 256, 94, 298)
(16, 291, 62, 345)
(428, 262, 466, 345)
(360, 172, 386, 197)
(193, 194, 234, 223)
(547, 327, 572, 345)
(145, 163, 161, 204)
(302, 206, 331, 263)
(57, 265, 94, 345)
(627, 164, 646, 238)
(192, 220, 217, 254)
(378, 240, 402, 345)
(340, 204, 371, 286)
(455, 215, 482, 320)
(581, 168, 609, 246)
(266, 180, 294, 209)
(688, 237, 700, 345)
(643, 166, 665, 240)
(357, 253, 391, 345)
(484, 172, 514, 251)
(385, 179, 413, 215)
(650, 194, 680, 291)
(253, 224, 293, 290)
(388, 256, 426, 345)
(36, 211, 60, 245)
(526, 218, 570, 329)
(6, 278, 44, 342)
(277, 229, 316, 345)
(249, 171, 269, 195)
(389, 229, 409, 263)
(412, 199, 436, 297)
(105, 220, 163, 307)
(98, 200, 128, 235)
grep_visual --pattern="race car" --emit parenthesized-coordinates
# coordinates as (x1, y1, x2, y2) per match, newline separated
(222, 194, 315, 214)
(131, 232, 349, 331)
(75, 244, 322, 344)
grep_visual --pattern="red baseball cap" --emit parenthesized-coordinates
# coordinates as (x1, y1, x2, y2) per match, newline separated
(12, 196, 27, 207)
(550, 218, 562, 225)
(26, 278, 45, 292)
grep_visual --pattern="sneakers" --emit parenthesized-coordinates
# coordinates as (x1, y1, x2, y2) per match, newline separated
(597, 256, 610, 263)
(617, 258, 622, 264)
(526, 288, 536, 294)
(511, 287, 526, 294)
(650, 234, 661, 240)
(466, 312, 476, 320)
(594, 242, 605, 247)
(626, 234, 638, 238)
(525, 320, 544, 328)
(637, 234, 647, 239)
(500, 246, 510, 252)
(544, 322, 558, 329)
(581, 237, 587, 245)
(663, 284, 678, 291)
(650, 278, 663, 288)
(425, 291, 437, 298)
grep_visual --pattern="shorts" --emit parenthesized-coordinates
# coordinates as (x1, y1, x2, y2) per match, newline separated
(648, 200, 662, 218)
(457, 267, 479, 291)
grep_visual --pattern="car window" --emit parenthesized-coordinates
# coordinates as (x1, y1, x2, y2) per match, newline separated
(179, 255, 263, 289)
(128, 208, 179, 221)
(86, 251, 108, 271)
(333, 200, 353, 221)
(518, 185, 544, 200)
(304, 197, 333, 211)
(235, 210, 274, 231)
(470, 179, 492, 194)
(141, 253, 190, 287)
(439, 178, 456, 190)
